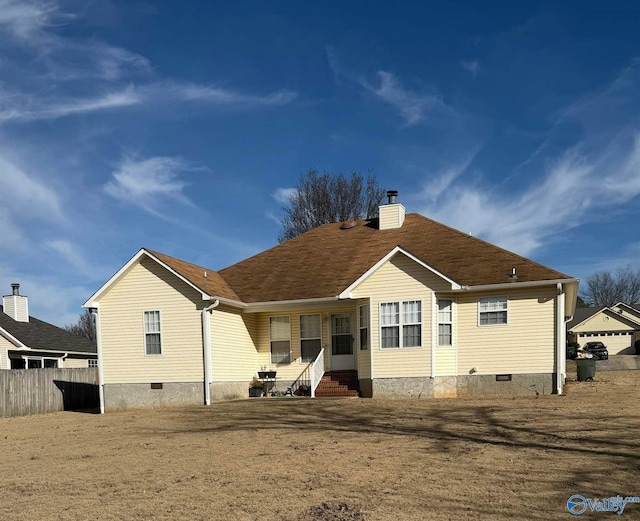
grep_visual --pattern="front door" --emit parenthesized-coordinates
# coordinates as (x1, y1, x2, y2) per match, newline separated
(330, 313, 355, 370)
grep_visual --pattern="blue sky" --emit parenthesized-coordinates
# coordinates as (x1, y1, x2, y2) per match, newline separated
(0, 0, 639, 326)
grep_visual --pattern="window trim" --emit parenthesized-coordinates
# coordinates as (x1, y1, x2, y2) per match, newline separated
(437, 298, 453, 347)
(358, 303, 369, 351)
(379, 300, 423, 349)
(270, 315, 292, 364)
(478, 296, 508, 326)
(299, 313, 322, 363)
(143, 310, 163, 356)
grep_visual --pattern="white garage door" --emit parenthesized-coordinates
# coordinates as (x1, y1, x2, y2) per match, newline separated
(578, 332, 633, 355)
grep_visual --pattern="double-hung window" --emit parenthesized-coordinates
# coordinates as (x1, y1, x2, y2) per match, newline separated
(438, 299, 453, 346)
(359, 304, 369, 350)
(300, 314, 321, 363)
(144, 310, 162, 355)
(270, 316, 291, 364)
(478, 297, 508, 325)
(380, 300, 422, 348)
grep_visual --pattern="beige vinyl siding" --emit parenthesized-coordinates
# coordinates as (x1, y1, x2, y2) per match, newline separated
(63, 357, 94, 369)
(352, 253, 451, 378)
(457, 287, 557, 375)
(356, 299, 372, 379)
(210, 305, 258, 381)
(379, 204, 405, 230)
(0, 334, 14, 369)
(572, 313, 636, 333)
(434, 348, 456, 376)
(254, 305, 356, 381)
(98, 257, 205, 384)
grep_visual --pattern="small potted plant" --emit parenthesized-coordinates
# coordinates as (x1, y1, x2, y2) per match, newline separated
(248, 378, 263, 397)
(257, 365, 277, 379)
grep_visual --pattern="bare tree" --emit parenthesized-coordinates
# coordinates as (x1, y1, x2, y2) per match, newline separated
(64, 310, 97, 341)
(580, 265, 640, 307)
(278, 169, 385, 242)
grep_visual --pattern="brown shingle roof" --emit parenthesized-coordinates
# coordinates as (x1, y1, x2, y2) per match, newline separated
(218, 213, 572, 303)
(145, 249, 241, 302)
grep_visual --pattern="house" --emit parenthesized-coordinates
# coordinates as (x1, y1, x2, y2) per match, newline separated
(0, 284, 97, 369)
(84, 192, 578, 411)
(568, 303, 640, 354)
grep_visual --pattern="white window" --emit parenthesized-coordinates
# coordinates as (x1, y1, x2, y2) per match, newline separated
(438, 299, 453, 346)
(144, 310, 162, 355)
(300, 314, 321, 363)
(270, 316, 291, 364)
(88, 359, 98, 368)
(25, 358, 58, 368)
(359, 304, 369, 350)
(479, 297, 508, 325)
(380, 300, 422, 348)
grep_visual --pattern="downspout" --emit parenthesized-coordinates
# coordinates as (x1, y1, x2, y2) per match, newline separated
(556, 284, 565, 395)
(60, 353, 68, 368)
(431, 292, 436, 378)
(90, 308, 105, 414)
(202, 300, 220, 406)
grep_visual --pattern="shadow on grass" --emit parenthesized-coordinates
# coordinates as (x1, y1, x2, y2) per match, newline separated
(139, 397, 640, 463)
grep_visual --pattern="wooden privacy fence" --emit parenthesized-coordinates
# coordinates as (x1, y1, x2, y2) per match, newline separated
(0, 368, 99, 418)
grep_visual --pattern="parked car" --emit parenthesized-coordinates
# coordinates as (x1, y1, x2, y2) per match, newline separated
(580, 341, 609, 360)
(566, 342, 580, 360)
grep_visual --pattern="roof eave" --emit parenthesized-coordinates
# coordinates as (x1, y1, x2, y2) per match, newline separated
(243, 296, 342, 313)
(0, 326, 28, 348)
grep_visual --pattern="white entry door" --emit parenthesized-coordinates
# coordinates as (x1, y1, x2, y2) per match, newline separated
(330, 313, 355, 370)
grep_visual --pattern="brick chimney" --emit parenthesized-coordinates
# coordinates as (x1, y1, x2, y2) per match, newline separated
(3, 283, 29, 322)
(378, 190, 405, 230)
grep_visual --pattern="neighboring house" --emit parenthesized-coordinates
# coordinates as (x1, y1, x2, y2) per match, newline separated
(84, 192, 578, 411)
(0, 284, 97, 369)
(568, 303, 640, 354)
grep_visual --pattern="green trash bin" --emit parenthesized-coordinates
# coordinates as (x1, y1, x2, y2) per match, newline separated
(576, 358, 596, 381)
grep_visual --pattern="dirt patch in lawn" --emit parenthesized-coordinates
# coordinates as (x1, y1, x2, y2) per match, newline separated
(1, 371, 639, 521)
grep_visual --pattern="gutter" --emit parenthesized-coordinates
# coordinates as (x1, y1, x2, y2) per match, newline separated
(458, 278, 579, 292)
(202, 300, 220, 406)
(242, 296, 342, 313)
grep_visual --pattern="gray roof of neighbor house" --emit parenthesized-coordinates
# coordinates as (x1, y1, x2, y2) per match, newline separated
(0, 306, 96, 354)
(145, 213, 574, 304)
(567, 307, 605, 329)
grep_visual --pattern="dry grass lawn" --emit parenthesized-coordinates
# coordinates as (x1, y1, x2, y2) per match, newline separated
(2, 371, 639, 521)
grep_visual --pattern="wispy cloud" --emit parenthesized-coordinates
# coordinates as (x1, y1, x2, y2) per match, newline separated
(173, 83, 297, 106)
(462, 59, 480, 78)
(420, 149, 480, 203)
(0, 154, 63, 252)
(361, 71, 442, 126)
(0, 155, 62, 219)
(418, 58, 640, 256)
(272, 187, 296, 205)
(0, 88, 142, 122)
(46, 239, 88, 272)
(104, 155, 195, 215)
(0, 0, 65, 40)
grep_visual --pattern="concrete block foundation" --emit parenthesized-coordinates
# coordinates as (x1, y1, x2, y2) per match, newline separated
(368, 373, 554, 399)
(104, 382, 203, 411)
